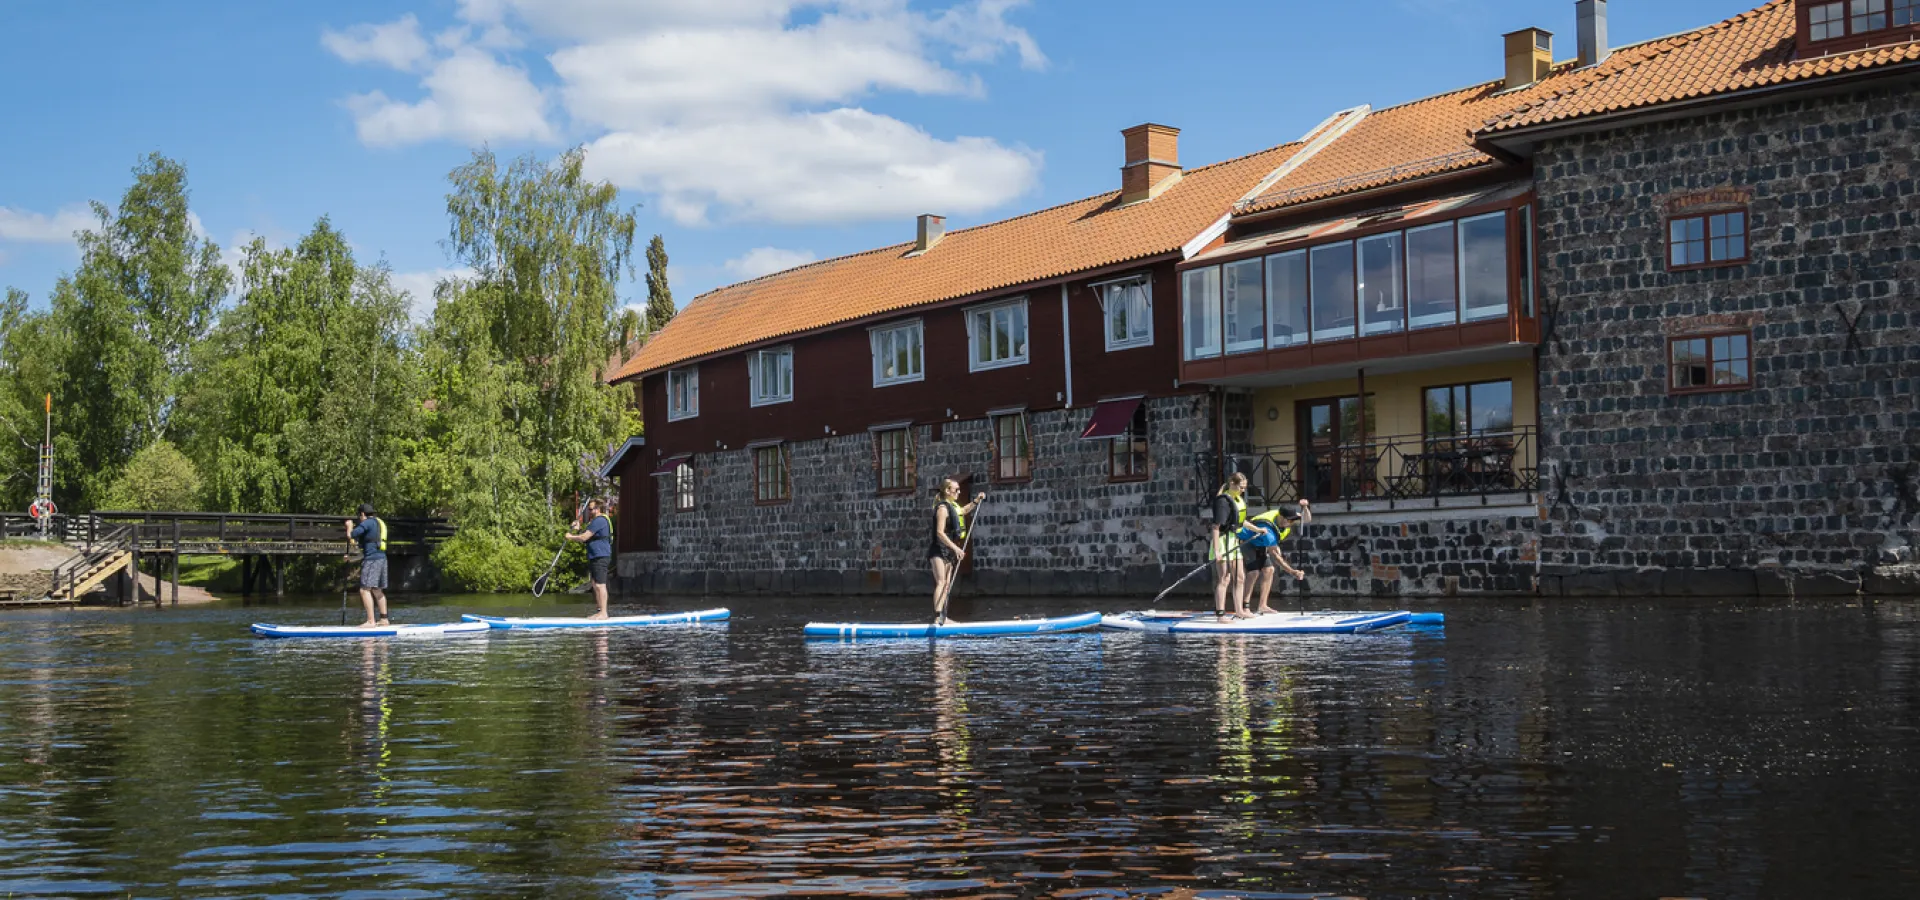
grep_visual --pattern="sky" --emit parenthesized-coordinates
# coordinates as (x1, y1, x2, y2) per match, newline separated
(0, 0, 1761, 317)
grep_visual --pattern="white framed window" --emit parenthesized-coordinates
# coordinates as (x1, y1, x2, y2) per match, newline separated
(748, 346, 793, 407)
(673, 463, 695, 512)
(666, 367, 699, 421)
(870, 321, 924, 387)
(967, 298, 1029, 372)
(1095, 276, 1152, 351)
(1181, 265, 1222, 360)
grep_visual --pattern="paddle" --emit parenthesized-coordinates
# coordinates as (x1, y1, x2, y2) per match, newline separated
(933, 491, 985, 627)
(533, 496, 587, 598)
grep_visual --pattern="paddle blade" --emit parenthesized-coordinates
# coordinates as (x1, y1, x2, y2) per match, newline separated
(531, 572, 551, 597)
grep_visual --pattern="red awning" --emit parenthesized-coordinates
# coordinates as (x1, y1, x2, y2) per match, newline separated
(1080, 397, 1143, 440)
(650, 454, 691, 476)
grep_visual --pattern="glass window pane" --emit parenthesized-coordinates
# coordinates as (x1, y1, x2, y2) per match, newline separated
(1310, 242, 1356, 342)
(1183, 266, 1222, 359)
(973, 312, 991, 364)
(1011, 306, 1028, 358)
(1897, 0, 1916, 26)
(1308, 405, 1333, 443)
(1358, 232, 1405, 336)
(1108, 286, 1129, 343)
(1265, 250, 1309, 348)
(1224, 259, 1265, 352)
(1469, 381, 1515, 433)
(1424, 387, 1454, 435)
(1131, 288, 1152, 341)
(1459, 212, 1509, 321)
(1518, 206, 1535, 318)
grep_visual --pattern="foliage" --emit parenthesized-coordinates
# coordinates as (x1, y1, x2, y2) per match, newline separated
(48, 154, 230, 509)
(100, 440, 202, 511)
(642, 234, 675, 336)
(179, 219, 420, 515)
(431, 528, 556, 593)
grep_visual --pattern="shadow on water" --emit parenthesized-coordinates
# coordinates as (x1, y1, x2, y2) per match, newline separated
(2, 594, 1919, 897)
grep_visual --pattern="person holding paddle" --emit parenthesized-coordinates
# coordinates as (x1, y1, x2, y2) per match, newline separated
(563, 499, 613, 620)
(1238, 499, 1311, 614)
(345, 504, 390, 627)
(929, 477, 985, 625)
(1209, 473, 1252, 619)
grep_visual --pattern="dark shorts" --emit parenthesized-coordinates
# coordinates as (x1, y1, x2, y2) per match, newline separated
(588, 556, 610, 586)
(928, 544, 957, 564)
(360, 557, 389, 590)
(1243, 548, 1271, 571)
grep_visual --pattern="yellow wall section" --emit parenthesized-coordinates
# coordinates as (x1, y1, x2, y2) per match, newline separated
(1247, 358, 1538, 450)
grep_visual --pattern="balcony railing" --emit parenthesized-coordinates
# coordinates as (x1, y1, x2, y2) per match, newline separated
(1205, 426, 1539, 509)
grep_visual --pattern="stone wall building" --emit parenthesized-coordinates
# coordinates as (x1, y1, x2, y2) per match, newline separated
(610, 0, 1920, 599)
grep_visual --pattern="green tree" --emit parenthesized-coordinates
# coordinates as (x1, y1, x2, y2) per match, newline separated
(413, 147, 640, 589)
(0, 287, 53, 507)
(641, 234, 675, 335)
(51, 154, 229, 508)
(99, 440, 201, 511)
(179, 219, 420, 516)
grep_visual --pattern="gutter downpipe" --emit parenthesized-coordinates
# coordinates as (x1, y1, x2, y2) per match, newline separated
(1061, 284, 1074, 409)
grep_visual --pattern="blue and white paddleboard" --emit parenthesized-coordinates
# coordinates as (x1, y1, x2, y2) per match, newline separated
(250, 621, 490, 639)
(1100, 610, 1439, 634)
(804, 611, 1103, 639)
(460, 608, 730, 629)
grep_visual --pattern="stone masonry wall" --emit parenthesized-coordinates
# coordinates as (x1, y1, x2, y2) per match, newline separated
(1532, 86, 1920, 597)
(1285, 512, 1541, 598)
(622, 396, 1220, 597)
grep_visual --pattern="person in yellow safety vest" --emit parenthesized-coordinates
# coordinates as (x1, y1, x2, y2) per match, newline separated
(1235, 498, 1312, 615)
(928, 476, 986, 624)
(1208, 472, 1252, 619)
(345, 503, 390, 627)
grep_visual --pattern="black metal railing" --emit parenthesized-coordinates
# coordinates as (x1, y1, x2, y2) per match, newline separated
(1205, 426, 1539, 508)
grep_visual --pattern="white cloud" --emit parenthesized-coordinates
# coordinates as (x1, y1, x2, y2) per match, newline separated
(724, 246, 818, 279)
(0, 205, 92, 244)
(325, 0, 1043, 223)
(321, 15, 433, 71)
(585, 108, 1039, 225)
(345, 47, 553, 147)
(391, 266, 472, 320)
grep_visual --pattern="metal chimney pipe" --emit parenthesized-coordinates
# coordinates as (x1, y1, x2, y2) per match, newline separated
(1577, 0, 1610, 68)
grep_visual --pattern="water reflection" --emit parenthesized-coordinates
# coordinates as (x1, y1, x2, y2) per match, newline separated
(0, 599, 1918, 897)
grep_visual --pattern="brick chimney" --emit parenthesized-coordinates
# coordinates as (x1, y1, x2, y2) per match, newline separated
(1120, 124, 1181, 205)
(913, 214, 945, 254)
(1503, 27, 1554, 90)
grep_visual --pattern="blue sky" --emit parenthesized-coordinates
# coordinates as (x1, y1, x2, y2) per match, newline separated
(0, 0, 1759, 315)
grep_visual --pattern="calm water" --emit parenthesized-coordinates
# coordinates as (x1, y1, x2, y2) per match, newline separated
(3, 595, 1919, 899)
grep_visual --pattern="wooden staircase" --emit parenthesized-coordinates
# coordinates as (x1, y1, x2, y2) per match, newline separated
(39, 525, 136, 606)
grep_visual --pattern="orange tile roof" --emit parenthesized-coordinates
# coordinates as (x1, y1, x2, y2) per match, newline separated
(612, 141, 1305, 381)
(1234, 65, 1607, 216)
(1480, 0, 1920, 134)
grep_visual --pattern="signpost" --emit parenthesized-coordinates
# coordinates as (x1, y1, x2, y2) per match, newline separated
(32, 394, 53, 538)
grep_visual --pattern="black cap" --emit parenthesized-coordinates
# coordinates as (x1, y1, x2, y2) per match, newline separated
(358, 503, 376, 516)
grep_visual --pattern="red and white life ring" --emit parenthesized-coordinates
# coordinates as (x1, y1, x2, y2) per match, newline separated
(27, 498, 55, 521)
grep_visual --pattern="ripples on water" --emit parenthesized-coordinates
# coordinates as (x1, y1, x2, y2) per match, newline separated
(2, 596, 1919, 898)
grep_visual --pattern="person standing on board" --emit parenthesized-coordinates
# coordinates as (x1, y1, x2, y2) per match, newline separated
(1238, 499, 1312, 615)
(1210, 473, 1252, 619)
(564, 499, 614, 620)
(345, 504, 389, 627)
(929, 477, 985, 625)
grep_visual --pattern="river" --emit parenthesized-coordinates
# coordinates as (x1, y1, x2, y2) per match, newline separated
(2, 595, 1918, 898)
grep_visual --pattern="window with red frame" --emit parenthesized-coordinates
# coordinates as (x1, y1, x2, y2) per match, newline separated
(1109, 406, 1149, 482)
(753, 445, 790, 503)
(1669, 332, 1752, 392)
(1669, 210, 1747, 269)
(874, 427, 915, 494)
(991, 413, 1032, 482)
(1805, 0, 1917, 45)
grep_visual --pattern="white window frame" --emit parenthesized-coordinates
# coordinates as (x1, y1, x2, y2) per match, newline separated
(869, 320, 925, 387)
(1093, 275, 1153, 352)
(748, 346, 794, 407)
(673, 462, 695, 512)
(666, 366, 699, 421)
(966, 297, 1030, 373)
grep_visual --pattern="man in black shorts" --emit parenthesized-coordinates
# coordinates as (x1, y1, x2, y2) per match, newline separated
(565, 499, 614, 619)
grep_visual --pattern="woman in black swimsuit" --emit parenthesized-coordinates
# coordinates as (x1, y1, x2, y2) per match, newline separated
(929, 476, 985, 622)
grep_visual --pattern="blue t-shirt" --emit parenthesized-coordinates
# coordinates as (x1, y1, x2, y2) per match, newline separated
(584, 516, 612, 560)
(351, 517, 387, 561)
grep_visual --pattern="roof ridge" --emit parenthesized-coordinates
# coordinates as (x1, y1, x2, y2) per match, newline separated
(1480, 0, 1789, 132)
(676, 139, 1306, 307)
